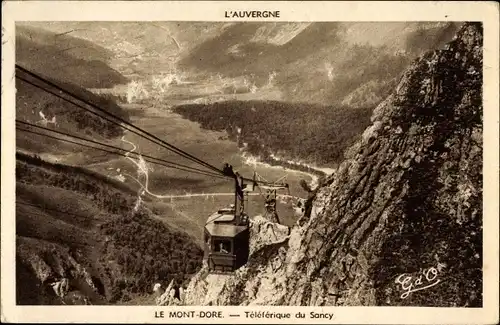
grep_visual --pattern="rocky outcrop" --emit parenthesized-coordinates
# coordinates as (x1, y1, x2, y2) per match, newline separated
(16, 236, 103, 305)
(157, 216, 290, 306)
(174, 22, 483, 307)
(155, 281, 185, 306)
(249, 215, 290, 255)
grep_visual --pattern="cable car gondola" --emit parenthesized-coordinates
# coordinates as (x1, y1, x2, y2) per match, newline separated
(204, 165, 253, 272)
(204, 166, 290, 272)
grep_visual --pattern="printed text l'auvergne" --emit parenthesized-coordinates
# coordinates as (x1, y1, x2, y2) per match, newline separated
(225, 11, 280, 18)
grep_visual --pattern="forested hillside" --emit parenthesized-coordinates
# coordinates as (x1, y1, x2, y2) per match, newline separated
(174, 100, 373, 167)
(16, 153, 203, 304)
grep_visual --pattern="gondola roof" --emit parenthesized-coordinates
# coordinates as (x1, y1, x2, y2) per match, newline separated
(205, 223, 247, 237)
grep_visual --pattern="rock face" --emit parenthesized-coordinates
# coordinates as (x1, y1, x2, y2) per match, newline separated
(248, 215, 291, 255)
(16, 236, 103, 305)
(157, 216, 290, 306)
(163, 22, 483, 307)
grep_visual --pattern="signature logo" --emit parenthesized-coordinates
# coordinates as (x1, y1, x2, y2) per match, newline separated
(395, 262, 446, 299)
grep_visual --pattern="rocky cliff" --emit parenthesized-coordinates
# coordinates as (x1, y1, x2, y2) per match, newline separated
(158, 22, 483, 307)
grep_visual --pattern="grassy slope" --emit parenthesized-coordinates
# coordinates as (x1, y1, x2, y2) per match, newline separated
(16, 25, 128, 89)
(84, 106, 311, 231)
(15, 73, 129, 151)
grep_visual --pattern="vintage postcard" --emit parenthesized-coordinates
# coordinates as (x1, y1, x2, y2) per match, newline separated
(1, 1, 499, 324)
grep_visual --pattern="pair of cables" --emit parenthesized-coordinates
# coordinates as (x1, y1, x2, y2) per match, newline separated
(15, 65, 288, 188)
(15, 64, 230, 180)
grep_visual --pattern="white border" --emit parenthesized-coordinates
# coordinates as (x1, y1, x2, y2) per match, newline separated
(1, 1, 499, 324)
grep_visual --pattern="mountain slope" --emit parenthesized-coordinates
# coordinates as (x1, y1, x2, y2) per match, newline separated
(172, 22, 483, 307)
(17, 22, 234, 77)
(16, 153, 204, 305)
(16, 24, 128, 88)
(16, 25, 131, 153)
(24, 22, 461, 107)
(178, 22, 461, 106)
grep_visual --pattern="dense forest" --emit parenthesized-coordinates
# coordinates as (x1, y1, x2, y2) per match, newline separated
(16, 153, 203, 304)
(174, 100, 373, 167)
(99, 210, 202, 302)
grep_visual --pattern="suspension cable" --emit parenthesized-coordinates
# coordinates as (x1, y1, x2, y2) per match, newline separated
(16, 120, 229, 179)
(16, 126, 228, 180)
(15, 65, 285, 188)
(15, 65, 225, 175)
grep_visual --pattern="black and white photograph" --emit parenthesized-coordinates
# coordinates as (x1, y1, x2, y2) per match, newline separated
(1, 1, 499, 324)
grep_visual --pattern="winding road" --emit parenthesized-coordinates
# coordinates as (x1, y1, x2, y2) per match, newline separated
(120, 135, 302, 202)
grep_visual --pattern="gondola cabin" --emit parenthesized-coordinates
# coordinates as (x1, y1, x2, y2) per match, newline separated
(202, 167, 289, 273)
(204, 205, 250, 272)
(204, 167, 252, 272)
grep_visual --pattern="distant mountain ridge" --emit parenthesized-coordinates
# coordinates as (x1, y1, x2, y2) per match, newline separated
(19, 22, 461, 106)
